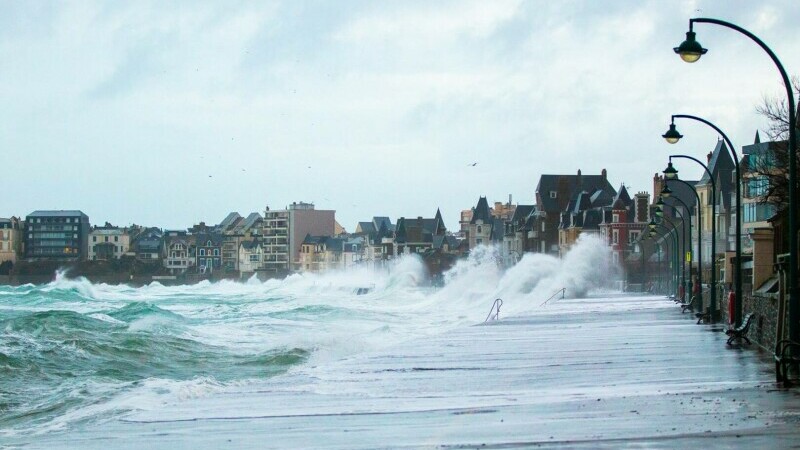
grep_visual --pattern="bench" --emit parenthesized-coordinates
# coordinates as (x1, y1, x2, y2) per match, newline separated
(679, 296, 695, 313)
(695, 307, 712, 324)
(775, 339, 800, 386)
(725, 313, 754, 345)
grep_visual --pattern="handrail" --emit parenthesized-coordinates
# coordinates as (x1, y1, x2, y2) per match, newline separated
(485, 298, 503, 322)
(540, 288, 566, 306)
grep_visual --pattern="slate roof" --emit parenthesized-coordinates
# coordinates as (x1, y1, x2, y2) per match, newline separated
(536, 174, 617, 213)
(470, 197, 492, 224)
(241, 239, 262, 250)
(219, 212, 242, 231)
(612, 185, 632, 209)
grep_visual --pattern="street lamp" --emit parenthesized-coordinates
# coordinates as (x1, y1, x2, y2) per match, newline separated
(660, 199, 690, 303)
(665, 178, 704, 311)
(674, 17, 798, 346)
(661, 185, 673, 199)
(666, 155, 718, 318)
(662, 122, 684, 144)
(674, 30, 708, 63)
(663, 114, 741, 326)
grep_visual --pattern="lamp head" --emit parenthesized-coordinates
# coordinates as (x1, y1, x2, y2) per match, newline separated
(655, 205, 664, 217)
(661, 185, 673, 199)
(663, 161, 679, 179)
(662, 123, 683, 144)
(674, 30, 707, 63)
(648, 219, 657, 231)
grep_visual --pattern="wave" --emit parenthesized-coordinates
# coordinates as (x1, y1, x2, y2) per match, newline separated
(0, 235, 620, 435)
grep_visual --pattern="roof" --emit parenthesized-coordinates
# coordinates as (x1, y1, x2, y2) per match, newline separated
(612, 185, 632, 209)
(219, 212, 242, 230)
(235, 212, 263, 233)
(470, 197, 492, 224)
(241, 239, 262, 250)
(536, 173, 617, 213)
(28, 210, 88, 218)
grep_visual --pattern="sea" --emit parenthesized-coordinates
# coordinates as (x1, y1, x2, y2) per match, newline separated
(0, 234, 618, 438)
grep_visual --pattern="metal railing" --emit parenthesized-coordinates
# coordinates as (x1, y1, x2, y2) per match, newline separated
(485, 298, 503, 322)
(540, 288, 566, 306)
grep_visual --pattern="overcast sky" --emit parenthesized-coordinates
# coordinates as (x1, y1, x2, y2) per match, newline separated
(2, 1, 799, 231)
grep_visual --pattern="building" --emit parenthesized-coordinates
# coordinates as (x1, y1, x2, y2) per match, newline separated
(131, 227, 163, 262)
(238, 238, 264, 276)
(392, 209, 447, 257)
(216, 212, 263, 273)
(597, 187, 649, 269)
(88, 224, 130, 261)
(534, 169, 616, 255)
(0, 217, 23, 266)
(299, 235, 347, 272)
(262, 202, 335, 273)
(502, 205, 536, 265)
(24, 210, 90, 260)
(467, 197, 504, 250)
(163, 230, 195, 274)
(195, 233, 223, 274)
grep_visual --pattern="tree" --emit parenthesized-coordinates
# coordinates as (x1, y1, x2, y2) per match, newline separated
(751, 77, 800, 211)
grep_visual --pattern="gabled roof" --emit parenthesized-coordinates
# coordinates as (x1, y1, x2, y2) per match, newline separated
(195, 232, 224, 246)
(235, 212, 262, 233)
(612, 185, 632, 209)
(219, 212, 242, 230)
(241, 239, 263, 250)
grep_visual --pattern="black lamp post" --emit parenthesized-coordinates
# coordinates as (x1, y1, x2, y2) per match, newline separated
(665, 155, 718, 319)
(659, 199, 689, 302)
(664, 179, 704, 309)
(659, 196, 692, 298)
(662, 114, 740, 325)
(674, 17, 798, 343)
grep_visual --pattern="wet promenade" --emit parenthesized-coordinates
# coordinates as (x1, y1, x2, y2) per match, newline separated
(8, 294, 800, 448)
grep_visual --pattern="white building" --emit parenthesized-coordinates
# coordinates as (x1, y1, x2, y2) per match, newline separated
(88, 226, 130, 261)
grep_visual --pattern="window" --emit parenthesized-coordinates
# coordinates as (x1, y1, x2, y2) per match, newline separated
(541, 222, 545, 232)
(612, 229, 619, 244)
(213, 249, 219, 256)
(207, 240, 212, 246)
(476, 238, 482, 245)
(477, 226, 482, 233)
(629, 231, 640, 244)
(250, 255, 259, 262)
(104, 236, 109, 242)
(612, 214, 619, 223)
(199, 249, 206, 256)
(93, 236, 97, 242)
(114, 236, 119, 242)
(550, 191, 557, 199)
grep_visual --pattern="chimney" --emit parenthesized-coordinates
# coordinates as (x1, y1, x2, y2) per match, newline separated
(634, 192, 650, 223)
(652, 173, 663, 203)
(577, 169, 582, 176)
(601, 168, 607, 181)
(707, 152, 712, 163)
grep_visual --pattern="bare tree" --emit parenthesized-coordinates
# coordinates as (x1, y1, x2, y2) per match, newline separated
(751, 77, 800, 211)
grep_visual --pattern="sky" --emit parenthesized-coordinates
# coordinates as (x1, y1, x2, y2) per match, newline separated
(1, 0, 799, 232)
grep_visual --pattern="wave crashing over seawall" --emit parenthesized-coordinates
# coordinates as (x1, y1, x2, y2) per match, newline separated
(0, 234, 618, 435)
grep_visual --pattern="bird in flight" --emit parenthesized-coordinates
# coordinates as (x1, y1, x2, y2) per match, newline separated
(469, 162, 478, 167)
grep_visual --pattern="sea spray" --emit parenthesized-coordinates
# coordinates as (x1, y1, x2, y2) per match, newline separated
(0, 237, 619, 435)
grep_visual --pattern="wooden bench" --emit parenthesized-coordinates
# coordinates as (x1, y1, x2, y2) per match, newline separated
(679, 296, 695, 313)
(725, 313, 754, 345)
(775, 339, 800, 386)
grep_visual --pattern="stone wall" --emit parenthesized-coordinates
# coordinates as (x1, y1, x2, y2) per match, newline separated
(718, 288, 786, 353)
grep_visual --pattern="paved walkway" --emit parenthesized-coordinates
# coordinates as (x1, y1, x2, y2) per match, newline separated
(8, 294, 800, 448)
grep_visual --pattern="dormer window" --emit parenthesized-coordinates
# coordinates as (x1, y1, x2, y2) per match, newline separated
(207, 240, 212, 246)
(550, 191, 557, 199)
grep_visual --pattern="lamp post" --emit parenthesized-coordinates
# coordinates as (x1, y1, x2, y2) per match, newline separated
(656, 196, 692, 298)
(674, 17, 798, 341)
(658, 198, 689, 302)
(654, 217, 680, 296)
(665, 156, 718, 319)
(663, 115, 740, 325)
(664, 178, 704, 308)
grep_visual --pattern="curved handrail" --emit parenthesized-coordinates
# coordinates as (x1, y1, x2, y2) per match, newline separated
(540, 288, 566, 306)
(485, 298, 503, 322)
